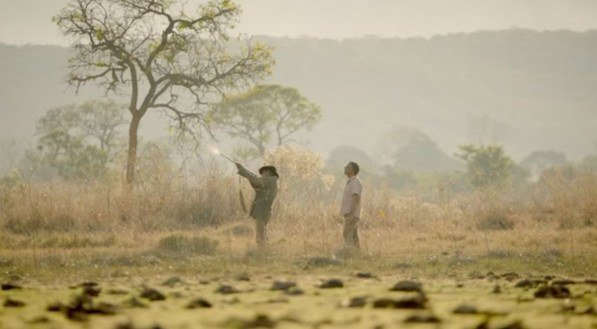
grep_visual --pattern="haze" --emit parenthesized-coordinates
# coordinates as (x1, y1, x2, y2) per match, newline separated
(2, 0, 597, 45)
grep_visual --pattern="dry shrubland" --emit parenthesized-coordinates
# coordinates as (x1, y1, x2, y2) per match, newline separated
(0, 146, 595, 278)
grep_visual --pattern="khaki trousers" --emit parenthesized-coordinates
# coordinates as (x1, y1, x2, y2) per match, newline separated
(255, 218, 268, 247)
(343, 215, 360, 249)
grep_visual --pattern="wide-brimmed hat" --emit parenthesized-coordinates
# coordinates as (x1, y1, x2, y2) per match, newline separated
(259, 165, 279, 177)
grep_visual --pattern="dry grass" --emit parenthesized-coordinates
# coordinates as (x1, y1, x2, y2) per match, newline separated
(0, 148, 596, 281)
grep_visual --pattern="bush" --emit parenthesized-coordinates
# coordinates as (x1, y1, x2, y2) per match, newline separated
(156, 234, 219, 256)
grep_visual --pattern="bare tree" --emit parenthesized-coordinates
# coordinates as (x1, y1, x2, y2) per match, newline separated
(209, 84, 321, 157)
(54, 0, 273, 184)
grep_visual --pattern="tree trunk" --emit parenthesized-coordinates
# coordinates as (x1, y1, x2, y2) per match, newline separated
(126, 112, 142, 185)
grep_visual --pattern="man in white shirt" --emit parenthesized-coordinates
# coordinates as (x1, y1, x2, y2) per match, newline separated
(340, 161, 363, 250)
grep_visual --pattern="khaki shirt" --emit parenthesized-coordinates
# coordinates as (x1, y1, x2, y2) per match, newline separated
(341, 176, 362, 218)
(237, 165, 278, 222)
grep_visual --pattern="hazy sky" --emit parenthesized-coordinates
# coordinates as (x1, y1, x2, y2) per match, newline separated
(1, 0, 597, 45)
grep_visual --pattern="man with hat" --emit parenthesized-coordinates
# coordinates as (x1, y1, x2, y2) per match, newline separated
(235, 163, 279, 247)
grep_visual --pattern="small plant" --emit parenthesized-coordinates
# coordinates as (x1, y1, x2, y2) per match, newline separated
(157, 234, 219, 256)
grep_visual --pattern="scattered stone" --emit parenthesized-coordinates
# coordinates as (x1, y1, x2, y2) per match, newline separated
(216, 284, 240, 294)
(83, 286, 101, 297)
(28, 315, 51, 324)
(162, 276, 185, 286)
(453, 304, 479, 314)
(270, 280, 296, 291)
(373, 294, 426, 309)
(493, 284, 502, 294)
(123, 297, 148, 308)
(403, 313, 441, 323)
(319, 278, 344, 289)
(106, 288, 129, 295)
(355, 272, 377, 279)
(242, 314, 276, 328)
(140, 287, 166, 301)
(1, 282, 22, 290)
(47, 301, 65, 312)
(186, 298, 212, 309)
(534, 285, 571, 299)
(4, 298, 26, 307)
(390, 280, 423, 292)
(284, 287, 305, 296)
(306, 257, 342, 267)
(342, 296, 367, 308)
(79, 281, 99, 288)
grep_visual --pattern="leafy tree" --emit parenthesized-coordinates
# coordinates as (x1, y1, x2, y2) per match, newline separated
(54, 0, 274, 184)
(36, 100, 126, 179)
(209, 84, 321, 157)
(456, 144, 524, 188)
(521, 150, 567, 176)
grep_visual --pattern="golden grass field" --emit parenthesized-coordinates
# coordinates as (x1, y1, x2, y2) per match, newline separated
(0, 149, 595, 328)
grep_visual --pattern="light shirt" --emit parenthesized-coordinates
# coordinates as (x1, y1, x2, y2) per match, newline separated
(340, 176, 363, 218)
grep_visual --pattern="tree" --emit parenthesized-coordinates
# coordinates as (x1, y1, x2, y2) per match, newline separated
(208, 84, 321, 157)
(36, 100, 126, 179)
(54, 0, 274, 184)
(456, 144, 523, 188)
(521, 150, 567, 178)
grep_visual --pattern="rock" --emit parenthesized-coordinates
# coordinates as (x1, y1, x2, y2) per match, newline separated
(319, 279, 344, 289)
(28, 315, 51, 324)
(574, 305, 595, 315)
(83, 286, 101, 297)
(390, 280, 423, 292)
(534, 285, 571, 299)
(355, 272, 376, 279)
(493, 284, 502, 294)
(270, 281, 296, 291)
(123, 297, 148, 308)
(265, 297, 289, 304)
(199, 279, 210, 285)
(306, 257, 342, 267)
(47, 302, 65, 312)
(403, 313, 441, 323)
(342, 296, 367, 308)
(162, 276, 185, 286)
(1, 282, 22, 290)
(106, 288, 129, 295)
(584, 278, 597, 284)
(216, 284, 240, 294)
(453, 304, 479, 314)
(140, 287, 166, 301)
(394, 262, 414, 269)
(79, 281, 99, 288)
(284, 287, 305, 296)
(373, 294, 426, 309)
(4, 298, 26, 307)
(456, 283, 465, 288)
(186, 298, 212, 309)
(242, 314, 276, 328)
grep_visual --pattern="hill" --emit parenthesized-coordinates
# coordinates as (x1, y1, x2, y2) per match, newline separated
(1, 29, 596, 162)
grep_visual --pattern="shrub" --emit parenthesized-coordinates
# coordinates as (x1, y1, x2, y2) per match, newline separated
(156, 234, 219, 256)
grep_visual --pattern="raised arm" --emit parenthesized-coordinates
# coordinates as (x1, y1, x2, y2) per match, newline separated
(236, 163, 264, 188)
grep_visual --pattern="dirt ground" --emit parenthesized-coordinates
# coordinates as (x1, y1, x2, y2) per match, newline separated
(1, 261, 595, 329)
